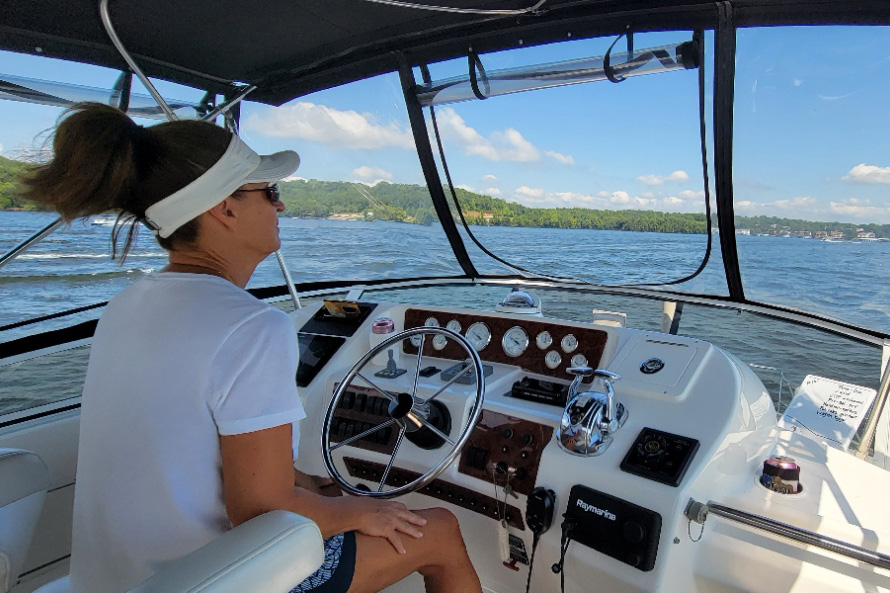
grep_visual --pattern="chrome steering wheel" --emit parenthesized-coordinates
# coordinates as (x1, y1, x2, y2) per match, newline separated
(322, 327, 485, 498)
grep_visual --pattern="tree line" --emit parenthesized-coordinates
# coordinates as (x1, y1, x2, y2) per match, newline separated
(2, 155, 888, 237)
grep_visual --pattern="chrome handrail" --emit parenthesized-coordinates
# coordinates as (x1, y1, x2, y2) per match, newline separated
(686, 499, 890, 571)
(0, 218, 64, 272)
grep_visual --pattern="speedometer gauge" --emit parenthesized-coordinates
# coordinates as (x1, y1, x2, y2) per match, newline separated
(561, 334, 578, 353)
(545, 350, 562, 369)
(466, 322, 491, 351)
(502, 326, 529, 357)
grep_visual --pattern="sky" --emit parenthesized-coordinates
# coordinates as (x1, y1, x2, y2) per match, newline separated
(2, 25, 890, 223)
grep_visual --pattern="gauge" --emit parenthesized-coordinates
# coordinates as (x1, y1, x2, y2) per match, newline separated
(502, 326, 530, 358)
(571, 354, 588, 368)
(561, 334, 578, 353)
(466, 322, 491, 351)
(536, 331, 553, 350)
(410, 333, 423, 348)
(432, 334, 448, 350)
(425, 317, 440, 327)
(545, 350, 562, 369)
(446, 319, 462, 333)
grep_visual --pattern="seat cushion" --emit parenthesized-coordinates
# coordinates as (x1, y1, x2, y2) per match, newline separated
(0, 449, 49, 593)
(129, 511, 324, 593)
(0, 449, 48, 507)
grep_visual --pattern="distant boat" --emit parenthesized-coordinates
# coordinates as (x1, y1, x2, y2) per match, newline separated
(91, 216, 116, 226)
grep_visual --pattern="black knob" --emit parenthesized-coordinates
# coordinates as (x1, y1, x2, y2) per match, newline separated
(623, 521, 645, 544)
(496, 461, 509, 474)
(502, 428, 514, 439)
(521, 433, 534, 446)
(514, 468, 528, 480)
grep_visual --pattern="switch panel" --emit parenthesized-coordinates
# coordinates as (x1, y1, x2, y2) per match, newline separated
(620, 427, 700, 487)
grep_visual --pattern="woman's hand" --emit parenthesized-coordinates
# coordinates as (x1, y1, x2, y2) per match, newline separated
(347, 497, 428, 554)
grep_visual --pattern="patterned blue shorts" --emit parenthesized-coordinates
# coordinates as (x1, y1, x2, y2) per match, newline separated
(289, 531, 356, 593)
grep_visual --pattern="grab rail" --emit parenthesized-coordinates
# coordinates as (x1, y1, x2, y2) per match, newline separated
(686, 499, 890, 571)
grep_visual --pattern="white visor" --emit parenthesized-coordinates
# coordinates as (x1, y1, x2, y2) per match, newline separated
(144, 134, 300, 238)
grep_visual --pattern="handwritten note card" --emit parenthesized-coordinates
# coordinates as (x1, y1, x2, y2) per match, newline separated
(779, 375, 876, 450)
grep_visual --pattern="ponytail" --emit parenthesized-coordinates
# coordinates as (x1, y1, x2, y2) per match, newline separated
(20, 103, 231, 260)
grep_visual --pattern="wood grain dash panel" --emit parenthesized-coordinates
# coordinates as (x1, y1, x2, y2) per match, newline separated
(402, 308, 608, 380)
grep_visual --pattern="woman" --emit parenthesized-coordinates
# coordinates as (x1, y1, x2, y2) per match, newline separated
(22, 103, 481, 593)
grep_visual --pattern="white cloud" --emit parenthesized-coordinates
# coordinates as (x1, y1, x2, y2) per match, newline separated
(545, 150, 575, 165)
(842, 164, 890, 185)
(830, 198, 888, 218)
(735, 200, 759, 212)
(610, 191, 631, 204)
(244, 102, 414, 150)
(679, 189, 705, 200)
(435, 108, 541, 162)
(352, 166, 393, 182)
(774, 196, 816, 210)
(516, 186, 545, 198)
(283, 176, 306, 182)
(482, 174, 498, 183)
(485, 187, 502, 196)
(502, 185, 709, 211)
(0, 143, 4, 154)
(455, 184, 476, 193)
(638, 170, 690, 186)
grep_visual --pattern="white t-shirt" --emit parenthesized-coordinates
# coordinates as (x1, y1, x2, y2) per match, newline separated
(69, 273, 306, 593)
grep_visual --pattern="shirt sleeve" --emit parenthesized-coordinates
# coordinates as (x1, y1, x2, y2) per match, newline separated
(209, 307, 306, 436)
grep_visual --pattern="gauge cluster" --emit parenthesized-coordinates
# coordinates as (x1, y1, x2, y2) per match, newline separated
(402, 309, 609, 378)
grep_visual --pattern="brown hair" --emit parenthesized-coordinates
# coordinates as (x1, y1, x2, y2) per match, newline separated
(20, 102, 232, 260)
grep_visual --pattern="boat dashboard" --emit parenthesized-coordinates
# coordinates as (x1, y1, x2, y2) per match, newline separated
(287, 300, 884, 593)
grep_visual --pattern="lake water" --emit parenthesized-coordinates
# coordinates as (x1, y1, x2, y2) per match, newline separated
(1, 211, 887, 417)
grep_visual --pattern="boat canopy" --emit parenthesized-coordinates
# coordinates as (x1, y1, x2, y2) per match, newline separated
(1, 0, 887, 105)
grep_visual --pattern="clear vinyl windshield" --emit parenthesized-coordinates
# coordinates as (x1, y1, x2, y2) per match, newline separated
(423, 31, 723, 292)
(734, 26, 890, 334)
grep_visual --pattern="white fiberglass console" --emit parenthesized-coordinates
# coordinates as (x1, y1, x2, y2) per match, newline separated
(289, 301, 890, 593)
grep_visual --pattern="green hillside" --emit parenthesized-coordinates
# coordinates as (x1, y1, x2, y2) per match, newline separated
(0, 156, 37, 210)
(2, 155, 889, 237)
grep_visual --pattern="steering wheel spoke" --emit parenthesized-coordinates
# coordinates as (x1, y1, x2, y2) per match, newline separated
(322, 325, 485, 498)
(354, 372, 398, 403)
(330, 418, 398, 452)
(378, 427, 406, 492)
(420, 358, 474, 405)
(414, 414, 456, 446)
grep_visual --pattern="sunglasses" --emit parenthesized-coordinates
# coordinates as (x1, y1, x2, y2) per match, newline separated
(234, 184, 281, 204)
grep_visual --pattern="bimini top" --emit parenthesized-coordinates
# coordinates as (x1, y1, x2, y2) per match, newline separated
(1, 0, 885, 105)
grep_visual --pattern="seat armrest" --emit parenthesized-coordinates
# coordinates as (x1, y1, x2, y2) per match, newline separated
(129, 511, 324, 593)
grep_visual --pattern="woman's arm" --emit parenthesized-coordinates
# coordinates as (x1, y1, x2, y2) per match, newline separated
(219, 424, 426, 554)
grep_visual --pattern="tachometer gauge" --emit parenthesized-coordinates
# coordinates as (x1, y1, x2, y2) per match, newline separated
(571, 353, 588, 368)
(545, 350, 562, 369)
(561, 333, 578, 353)
(466, 322, 491, 351)
(536, 331, 552, 350)
(502, 326, 529, 358)
(446, 319, 462, 333)
(432, 334, 448, 350)
(425, 317, 440, 327)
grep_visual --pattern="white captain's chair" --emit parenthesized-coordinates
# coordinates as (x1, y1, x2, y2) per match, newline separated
(0, 449, 49, 593)
(35, 510, 324, 593)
